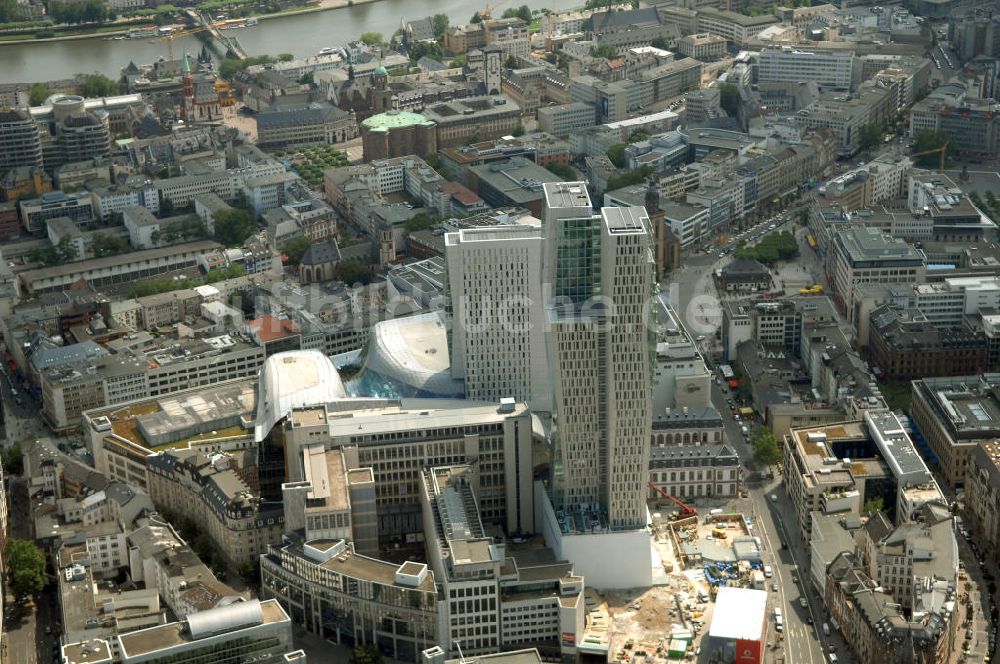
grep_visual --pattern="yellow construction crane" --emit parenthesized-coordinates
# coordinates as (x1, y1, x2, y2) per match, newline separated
(910, 141, 949, 172)
(479, 0, 512, 22)
(158, 25, 208, 63)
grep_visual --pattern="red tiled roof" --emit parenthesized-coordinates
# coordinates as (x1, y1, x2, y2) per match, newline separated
(248, 314, 300, 342)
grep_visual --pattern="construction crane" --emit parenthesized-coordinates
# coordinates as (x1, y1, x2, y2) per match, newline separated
(158, 25, 208, 63)
(478, 0, 512, 22)
(647, 481, 698, 521)
(910, 141, 949, 172)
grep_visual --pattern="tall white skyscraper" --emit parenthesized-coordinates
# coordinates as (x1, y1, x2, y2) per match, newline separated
(444, 223, 551, 410)
(543, 182, 655, 531)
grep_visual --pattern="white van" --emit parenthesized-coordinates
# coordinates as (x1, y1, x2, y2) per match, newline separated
(764, 565, 773, 578)
(822, 622, 831, 637)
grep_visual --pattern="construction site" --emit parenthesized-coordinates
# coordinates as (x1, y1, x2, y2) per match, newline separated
(571, 488, 772, 663)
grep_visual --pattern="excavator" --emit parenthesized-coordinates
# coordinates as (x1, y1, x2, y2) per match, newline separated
(647, 481, 698, 521)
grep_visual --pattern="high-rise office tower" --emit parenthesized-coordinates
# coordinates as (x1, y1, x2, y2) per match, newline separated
(0, 109, 42, 173)
(445, 223, 551, 410)
(543, 182, 655, 532)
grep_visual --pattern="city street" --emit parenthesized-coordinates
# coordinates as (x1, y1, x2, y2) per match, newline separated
(670, 233, 839, 663)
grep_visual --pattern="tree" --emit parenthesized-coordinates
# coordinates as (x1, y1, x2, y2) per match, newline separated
(912, 128, 950, 167)
(584, 0, 613, 9)
(298, 71, 314, 86)
(350, 645, 383, 664)
(277, 53, 294, 62)
(204, 263, 245, 283)
(90, 232, 129, 258)
(76, 72, 120, 98)
(6, 540, 45, 603)
(282, 236, 312, 267)
(605, 166, 653, 191)
(29, 83, 53, 106)
(333, 259, 374, 285)
(410, 40, 444, 63)
(506, 55, 519, 69)
(752, 430, 782, 467)
(606, 143, 627, 168)
(470, 11, 483, 23)
(404, 212, 439, 233)
(212, 208, 255, 247)
(858, 122, 883, 152)
(159, 197, 174, 216)
(1, 441, 22, 476)
(590, 44, 618, 60)
(650, 37, 669, 49)
(864, 496, 884, 515)
(0, 0, 20, 22)
(449, 54, 468, 68)
(547, 162, 576, 181)
(360, 31, 385, 46)
(502, 4, 531, 21)
(431, 13, 448, 39)
(719, 83, 740, 117)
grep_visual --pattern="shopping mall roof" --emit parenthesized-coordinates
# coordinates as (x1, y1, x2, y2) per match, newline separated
(254, 350, 347, 441)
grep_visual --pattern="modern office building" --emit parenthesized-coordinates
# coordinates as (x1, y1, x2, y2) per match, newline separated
(445, 223, 550, 410)
(911, 374, 1000, 488)
(113, 599, 293, 664)
(828, 227, 925, 315)
(758, 47, 854, 91)
(538, 182, 657, 589)
(909, 84, 1000, 160)
(676, 33, 727, 60)
(19, 190, 95, 234)
(537, 102, 597, 137)
(0, 108, 42, 173)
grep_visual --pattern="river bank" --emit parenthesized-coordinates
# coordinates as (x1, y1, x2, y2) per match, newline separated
(0, 0, 580, 82)
(0, 0, 380, 46)
(0, 24, 131, 45)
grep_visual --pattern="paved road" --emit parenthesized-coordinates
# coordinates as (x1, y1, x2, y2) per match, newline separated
(671, 244, 837, 663)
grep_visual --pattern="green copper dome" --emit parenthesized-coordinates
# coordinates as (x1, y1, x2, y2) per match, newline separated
(361, 109, 435, 132)
(373, 65, 388, 76)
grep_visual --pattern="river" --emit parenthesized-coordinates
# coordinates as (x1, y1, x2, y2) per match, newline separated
(0, 0, 580, 84)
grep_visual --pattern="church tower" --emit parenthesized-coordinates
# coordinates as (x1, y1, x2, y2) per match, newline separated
(181, 52, 194, 121)
(484, 45, 502, 95)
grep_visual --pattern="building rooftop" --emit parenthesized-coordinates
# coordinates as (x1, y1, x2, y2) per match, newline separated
(543, 181, 592, 210)
(117, 599, 287, 658)
(254, 350, 347, 442)
(834, 227, 925, 264)
(914, 374, 1000, 438)
(62, 639, 112, 664)
(444, 649, 544, 664)
(865, 409, 931, 484)
(708, 587, 768, 640)
(361, 109, 435, 132)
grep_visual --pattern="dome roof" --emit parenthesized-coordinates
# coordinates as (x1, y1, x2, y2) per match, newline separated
(254, 350, 347, 441)
(374, 65, 388, 75)
(349, 311, 464, 399)
(361, 109, 435, 131)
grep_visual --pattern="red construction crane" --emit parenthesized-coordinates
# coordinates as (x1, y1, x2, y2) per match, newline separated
(647, 481, 697, 520)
